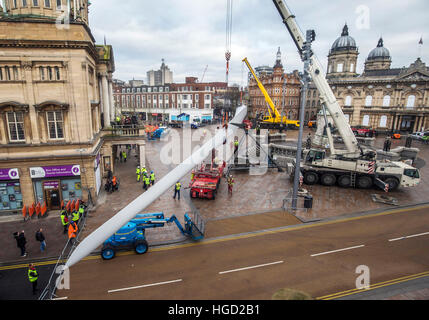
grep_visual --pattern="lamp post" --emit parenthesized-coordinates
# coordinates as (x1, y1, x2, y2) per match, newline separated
(291, 30, 315, 210)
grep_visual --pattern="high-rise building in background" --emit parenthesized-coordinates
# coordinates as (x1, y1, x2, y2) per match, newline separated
(147, 59, 173, 86)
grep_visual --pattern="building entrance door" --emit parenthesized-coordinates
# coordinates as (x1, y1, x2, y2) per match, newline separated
(43, 181, 61, 210)
(401, 116, 416, 133)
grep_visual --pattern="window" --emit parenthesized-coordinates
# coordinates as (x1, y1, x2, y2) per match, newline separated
(13, 66, 19, 80)
(336, 63, 343, 72)
(380, 115, 388, 127)
(54, 66, 60, 80)
(44, 0, 50, 7)
(365, 95, 373, 107)
(407, 95, 416, 108)
(13, 0, 18, 8)
(5, 66, 11, 81)
(22, 0, 28, 6)
(47, 111, 64, 140)
(0, 67, 2, 81)
(345, 96, 352, 107)
(383, 95, 391, 107)
(47, 67, 53, 80)
(7, 112, 25, 142)
(350, 63, 354, 73)
(56, 0, 61, 9)
(33, 0, 39, 6)
(362, 115, 370, 126)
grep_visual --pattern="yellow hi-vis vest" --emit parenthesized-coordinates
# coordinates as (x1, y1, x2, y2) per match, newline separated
(28, 268, 38, 282)
(175, 183, 181, 190)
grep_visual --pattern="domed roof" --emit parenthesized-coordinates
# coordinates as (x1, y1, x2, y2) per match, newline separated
(331, 24, 357, 52)
(368, 38, 391, 60)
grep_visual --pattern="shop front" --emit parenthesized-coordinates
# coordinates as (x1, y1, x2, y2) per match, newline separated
(30, 165, 82, 210)
(0, 168, 23, 214)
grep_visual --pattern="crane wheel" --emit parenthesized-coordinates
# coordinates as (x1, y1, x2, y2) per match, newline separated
(357, 176, 373, 189)
(383, 177, 399, 191)
(321, 173, 336, 186)
(338, 175, 352, 188)
(134, 240, 149, 255)
(101, 244, 116, 260)
(303, 172, 319, 185)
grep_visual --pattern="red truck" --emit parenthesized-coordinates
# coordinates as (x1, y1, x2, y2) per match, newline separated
(189, 161, 226, 200)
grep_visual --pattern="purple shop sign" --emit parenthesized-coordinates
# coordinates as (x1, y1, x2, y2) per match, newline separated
(0, 168, 20, 181)
(30, 165, 81, 179)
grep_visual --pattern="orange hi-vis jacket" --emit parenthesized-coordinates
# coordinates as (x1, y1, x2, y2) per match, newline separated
(68, 222, 78, 239)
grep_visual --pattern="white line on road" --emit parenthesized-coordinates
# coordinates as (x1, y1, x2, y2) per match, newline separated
(219, 261, 284, 275)
(108, 279, 183, 294)
(389, 231, 429, 242)
(310, 245, 365, 257)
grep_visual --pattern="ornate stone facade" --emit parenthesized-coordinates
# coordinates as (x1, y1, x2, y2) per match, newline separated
(307, 25, 429, 133)
(0, 0, 118, 214)
(248, 48, 303, 121)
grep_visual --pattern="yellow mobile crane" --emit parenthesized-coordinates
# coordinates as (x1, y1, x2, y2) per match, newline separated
(243, 57, 300, 129)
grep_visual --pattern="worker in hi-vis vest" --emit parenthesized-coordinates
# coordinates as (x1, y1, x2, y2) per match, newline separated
(28, 264, 39, 295)
(136, 166, 141, 182)
(150, 171, 155, 186)
(173, 181, 181, 200)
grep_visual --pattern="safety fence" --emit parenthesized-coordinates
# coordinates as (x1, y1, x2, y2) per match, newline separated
(38, 206, 89, 300)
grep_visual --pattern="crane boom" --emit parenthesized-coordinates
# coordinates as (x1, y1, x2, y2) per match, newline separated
(242, 57, 280, 120)
(272, 0, 359, 155)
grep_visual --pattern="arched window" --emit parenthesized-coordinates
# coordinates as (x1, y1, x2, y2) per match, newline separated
(345, 96, 352, 107)
(362, 115, 370, 126)
(407, 95, 416, 108)
(383, 95, 391, 107)
(379, 115, 387, 127)
(365, 95, 373, 107)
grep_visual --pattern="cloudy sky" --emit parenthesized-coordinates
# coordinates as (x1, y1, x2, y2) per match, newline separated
(88, 0, 429, 86)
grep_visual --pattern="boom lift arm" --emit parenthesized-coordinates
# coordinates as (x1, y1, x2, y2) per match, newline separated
(272, 0, 359, 156)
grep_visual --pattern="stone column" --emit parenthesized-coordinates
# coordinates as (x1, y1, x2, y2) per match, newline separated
(108, 77, 115, 121)
(0, 113, 7, 144)
(139, 142, 146, 168)
(101, 74, 111, 127)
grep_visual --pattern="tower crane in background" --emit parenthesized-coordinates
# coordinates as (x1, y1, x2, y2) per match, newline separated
(201, 65, 208, 82)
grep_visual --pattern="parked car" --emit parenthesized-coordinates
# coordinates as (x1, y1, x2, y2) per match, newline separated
(351, 126, 376, 137)
(410, 131, 429, 140)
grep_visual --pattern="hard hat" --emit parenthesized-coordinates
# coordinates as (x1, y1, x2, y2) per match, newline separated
(151, 171, 154, 174)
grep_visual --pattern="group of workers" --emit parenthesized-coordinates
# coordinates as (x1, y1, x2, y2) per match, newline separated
(136, 166, 156, 191)
(60, 202, 86, 245)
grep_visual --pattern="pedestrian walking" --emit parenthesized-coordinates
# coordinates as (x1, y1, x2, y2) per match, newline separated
(122, 150, 127, 163)
(35, 228, 46, 253)
(28, 264, 38, 295)
(14, 230, 27, 257)
(173, 181, 181, 200)
(306, 134, 312, 149)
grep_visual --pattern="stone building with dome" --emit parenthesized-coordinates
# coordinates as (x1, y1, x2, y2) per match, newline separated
(306, 24, 429, 133)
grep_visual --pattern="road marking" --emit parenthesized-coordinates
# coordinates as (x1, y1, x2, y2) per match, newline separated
(389, 231, 429, 242)
(1, 203, 429, 271)
(310, 245, 365, 257)
(219, 261, 284, 275)
(52, 296, 68, 300)
(317, 270, 429, 300)
(107, 279, 183, 294)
